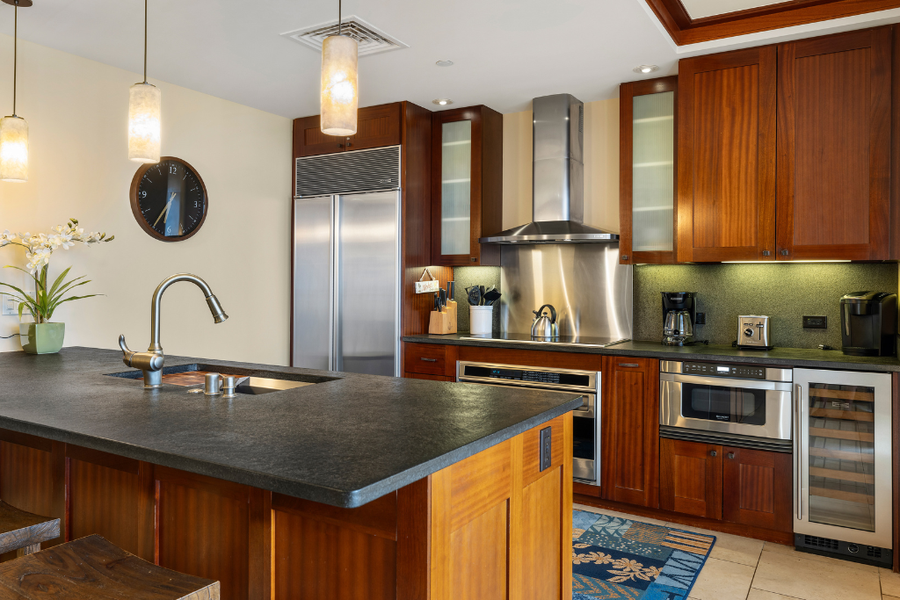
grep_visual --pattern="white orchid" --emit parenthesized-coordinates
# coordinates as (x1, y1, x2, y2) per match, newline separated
(0, 219, 115, 323)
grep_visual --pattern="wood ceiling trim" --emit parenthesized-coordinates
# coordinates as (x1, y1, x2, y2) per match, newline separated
(645, 0, 900, 45)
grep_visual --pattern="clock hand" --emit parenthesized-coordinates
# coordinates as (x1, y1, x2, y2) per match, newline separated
(152, 192, 177, 228)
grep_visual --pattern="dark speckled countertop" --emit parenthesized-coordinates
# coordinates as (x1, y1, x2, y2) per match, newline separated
(0, 348, 582, 508)
(402, 334, 900, 372)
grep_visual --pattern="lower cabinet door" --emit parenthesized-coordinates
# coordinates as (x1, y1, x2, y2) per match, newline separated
(659, 438, 722, 520)
(722, 446, 792, 532)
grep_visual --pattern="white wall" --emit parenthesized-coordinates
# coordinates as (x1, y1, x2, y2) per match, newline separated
(502, 98, 620, 232)
(0, 37, 292, 364)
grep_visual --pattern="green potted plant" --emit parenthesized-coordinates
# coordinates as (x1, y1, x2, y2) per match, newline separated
(0, 219, 114, 354)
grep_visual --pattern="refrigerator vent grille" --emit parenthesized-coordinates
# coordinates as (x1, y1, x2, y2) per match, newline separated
(296, 146, 401, 197)
(867, 546, 883, 558)
(803, 535, 839, 550)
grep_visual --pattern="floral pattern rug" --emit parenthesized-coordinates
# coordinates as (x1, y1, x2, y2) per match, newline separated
(573, 510, 716, 600)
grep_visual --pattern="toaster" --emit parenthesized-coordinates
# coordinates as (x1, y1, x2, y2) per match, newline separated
(737, 315, 772, 350)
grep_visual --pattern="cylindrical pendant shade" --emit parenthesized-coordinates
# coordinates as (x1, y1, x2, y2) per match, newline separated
(320, 35, 358, 137)
(128, 82, 161, 163)
(0, 115, 28, 182)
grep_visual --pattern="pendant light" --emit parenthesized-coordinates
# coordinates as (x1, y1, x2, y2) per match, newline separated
(320, 0, 358, 136)
(128, 0, 160, 163)
(0, 0, 31, 183)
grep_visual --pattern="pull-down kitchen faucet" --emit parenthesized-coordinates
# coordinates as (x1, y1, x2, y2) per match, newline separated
(119, 273, 228, 388)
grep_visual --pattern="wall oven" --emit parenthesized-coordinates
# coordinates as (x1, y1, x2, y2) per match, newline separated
(660, 360, 793, 452)
(457, 361, 600, 485)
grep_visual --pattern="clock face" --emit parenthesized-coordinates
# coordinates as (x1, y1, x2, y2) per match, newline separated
(130, 157, 208, 242)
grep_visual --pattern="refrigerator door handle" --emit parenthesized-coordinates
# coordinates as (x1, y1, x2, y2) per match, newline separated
(795, 383, 802, 521)
(332, 196, 341, 372)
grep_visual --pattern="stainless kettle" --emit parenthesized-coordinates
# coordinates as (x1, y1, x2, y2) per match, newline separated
(531, 304, 559, 339)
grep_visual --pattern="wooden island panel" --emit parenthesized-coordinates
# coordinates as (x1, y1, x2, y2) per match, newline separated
(0, 413, 574, 600)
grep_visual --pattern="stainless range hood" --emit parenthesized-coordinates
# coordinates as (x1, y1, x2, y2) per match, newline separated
(480, 93, 619, 245)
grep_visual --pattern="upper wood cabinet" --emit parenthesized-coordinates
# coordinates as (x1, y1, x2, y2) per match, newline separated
(677, 46, 777, 262)
(431, 106, 503, 267)
(619, 76, 678, 265)
(600, 357, 659, 508)
(674, 26, 893, 262)
(776, 27, 891, 261)
(293, 103, 402, 157)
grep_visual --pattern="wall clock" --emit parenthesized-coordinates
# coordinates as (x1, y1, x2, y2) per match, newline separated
(129, 157, 208, 242)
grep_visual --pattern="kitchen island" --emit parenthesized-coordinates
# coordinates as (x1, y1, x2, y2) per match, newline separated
(0, 348, 581, 600)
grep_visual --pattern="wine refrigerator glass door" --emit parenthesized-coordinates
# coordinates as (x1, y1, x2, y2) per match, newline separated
(794, 368, 892, 548)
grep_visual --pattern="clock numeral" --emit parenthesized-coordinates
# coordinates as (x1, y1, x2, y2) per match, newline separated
(166, 225, 175, 236)
(169, 165, 178, 175)
(194, 201, 199, 208)
(140, 191, 147, 198)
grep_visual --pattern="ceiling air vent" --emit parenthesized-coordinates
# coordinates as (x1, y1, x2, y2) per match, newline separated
(282, 16, 408, 57)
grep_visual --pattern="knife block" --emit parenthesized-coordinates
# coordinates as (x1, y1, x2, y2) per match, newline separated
(428, 301, 457, 335)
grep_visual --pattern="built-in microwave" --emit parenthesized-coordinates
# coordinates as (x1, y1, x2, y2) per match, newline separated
(659, 360, 793, 451)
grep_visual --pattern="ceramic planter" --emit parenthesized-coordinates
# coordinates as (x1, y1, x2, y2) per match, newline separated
(19, 322, 65, 355)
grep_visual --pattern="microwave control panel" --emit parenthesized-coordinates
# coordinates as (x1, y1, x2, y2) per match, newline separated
(682, 362, 766, 379)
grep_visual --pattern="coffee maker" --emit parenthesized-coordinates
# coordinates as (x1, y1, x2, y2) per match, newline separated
(661, 292, 696, 346)
(840, 291, 897, 356)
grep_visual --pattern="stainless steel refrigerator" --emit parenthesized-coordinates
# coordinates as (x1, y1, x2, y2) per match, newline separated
(292, 146, 401, 377)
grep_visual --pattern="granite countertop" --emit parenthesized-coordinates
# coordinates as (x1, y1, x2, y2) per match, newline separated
(0, 348, 582, 508)
(402, 334, 900, 372)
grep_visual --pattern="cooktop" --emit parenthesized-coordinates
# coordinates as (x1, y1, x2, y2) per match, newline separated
(460, 333, 630, 348)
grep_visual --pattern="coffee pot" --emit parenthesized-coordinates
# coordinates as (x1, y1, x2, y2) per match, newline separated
(661, 292, 696, 346)
(531, 304, 559, 339)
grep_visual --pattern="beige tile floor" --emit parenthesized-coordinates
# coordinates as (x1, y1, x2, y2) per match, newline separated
(575, 503, 896, 600)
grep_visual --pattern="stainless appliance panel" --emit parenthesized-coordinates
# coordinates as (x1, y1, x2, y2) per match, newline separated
(292, 196, 334, 371)
(500, 243, 632, 339)
(794, 368, 893, 549)
(337, 191, 400, 377)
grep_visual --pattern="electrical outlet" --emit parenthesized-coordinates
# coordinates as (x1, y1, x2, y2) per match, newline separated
(695, 312, 706, 325)
(1, 295, 17, 317)
(539, 426, 552, 472)
(803, 316, 827, 329)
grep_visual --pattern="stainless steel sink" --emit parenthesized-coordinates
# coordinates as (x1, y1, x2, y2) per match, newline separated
(234, 377, 317, 395)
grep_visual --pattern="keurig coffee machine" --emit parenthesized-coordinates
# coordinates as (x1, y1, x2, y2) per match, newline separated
(661, 292, 696, 346)
(840, 291, 897, 356)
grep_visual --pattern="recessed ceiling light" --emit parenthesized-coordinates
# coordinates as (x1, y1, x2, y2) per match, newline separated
(432, 98, 453, 106)
(435, 60, 454, 67)
(633, 64, 659, 74)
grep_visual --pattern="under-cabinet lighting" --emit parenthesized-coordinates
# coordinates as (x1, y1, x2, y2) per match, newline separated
(722, 260, 852, 264)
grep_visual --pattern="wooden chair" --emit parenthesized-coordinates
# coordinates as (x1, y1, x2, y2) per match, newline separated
(0, 500, 59, 556)
(0, 534, 220, 598)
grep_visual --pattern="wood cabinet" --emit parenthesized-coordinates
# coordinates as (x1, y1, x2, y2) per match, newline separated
(776, 27, 891, 260)
(601, 357, 659, 508)
(403, 342, 458, 380)
(675, 26, 893, 262)
(619, 76, 678, 265)
(677, 45, 777, 262)
(431, 106, 503, 267)
(660, 438, 792, 533)
(292, 103, 402, 157)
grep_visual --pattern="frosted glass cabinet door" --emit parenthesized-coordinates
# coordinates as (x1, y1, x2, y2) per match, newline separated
(440, 120, 472, 256)
(619, 77, 677, 264)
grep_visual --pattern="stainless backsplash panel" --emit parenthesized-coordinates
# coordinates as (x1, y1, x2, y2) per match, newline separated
(500, 244, 633, 338)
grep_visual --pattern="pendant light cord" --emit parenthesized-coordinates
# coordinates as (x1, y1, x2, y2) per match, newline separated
(143, 0, 148, 83)
(12, 1, 17, 117)
(338, 0, 342, 36)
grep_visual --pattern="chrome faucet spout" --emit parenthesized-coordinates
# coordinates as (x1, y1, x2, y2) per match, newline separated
(149, 273, 229, 352)
(119, 273, 228, 389)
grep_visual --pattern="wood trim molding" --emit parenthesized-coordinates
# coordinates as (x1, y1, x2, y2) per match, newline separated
(645, 0, 900, 45)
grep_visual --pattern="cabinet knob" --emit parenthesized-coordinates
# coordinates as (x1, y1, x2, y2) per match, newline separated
(709, 450, 717, 457)
(780, 249, 790, 256)
(338, 143, 344, 149)
(762, 250, 771, 256)
(420, 357, 437, 362)
(727, 452, 735, 460)
(621, 255, 629, 261)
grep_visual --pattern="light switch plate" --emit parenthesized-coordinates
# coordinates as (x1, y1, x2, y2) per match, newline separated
(1, 295, 17, 316)
(539, 426, 552, 472)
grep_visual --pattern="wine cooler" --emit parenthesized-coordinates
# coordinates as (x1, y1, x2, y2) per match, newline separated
(793, 368, 893, 566)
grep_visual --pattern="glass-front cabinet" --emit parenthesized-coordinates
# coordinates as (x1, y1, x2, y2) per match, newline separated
(619, 77, 676, 264)
(793, 368, 893, 555)
(431, 105, 503, 266)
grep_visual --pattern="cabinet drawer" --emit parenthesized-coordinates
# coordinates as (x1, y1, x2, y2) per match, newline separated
(404, 344, 451, 376)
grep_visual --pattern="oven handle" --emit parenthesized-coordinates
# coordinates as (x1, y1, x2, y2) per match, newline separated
(660, 372, 793, 391)
(795, 383, 802, 521)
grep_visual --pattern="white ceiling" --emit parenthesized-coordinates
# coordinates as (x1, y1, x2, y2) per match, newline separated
(1, 0, 898, 119)
(680, 0, 784, 20)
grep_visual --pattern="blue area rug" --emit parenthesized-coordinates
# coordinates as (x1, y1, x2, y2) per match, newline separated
(573, 509, 716, 600)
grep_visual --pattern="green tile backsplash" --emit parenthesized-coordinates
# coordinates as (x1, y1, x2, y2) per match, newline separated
(634, 263, 898, 349)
